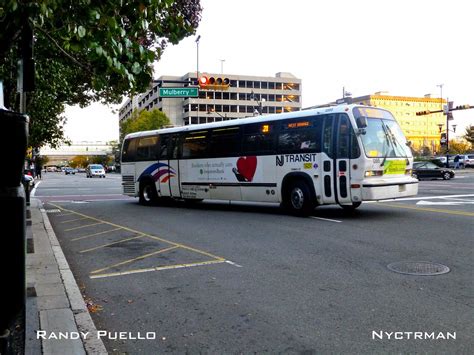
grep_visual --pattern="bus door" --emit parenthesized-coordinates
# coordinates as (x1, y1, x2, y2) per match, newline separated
(320, 114, 337, 204)
(158, 134, 181, 198)
(334, 113, 352, 204)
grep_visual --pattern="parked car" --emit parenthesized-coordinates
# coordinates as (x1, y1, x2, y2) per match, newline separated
(76, 168, 86, 173)
(64, 167, 76, 175)
(412, 161, 455, 180)
(461, 154, 474, 168)
(434, 155, 469, 168)
(86, 164, 106, 178)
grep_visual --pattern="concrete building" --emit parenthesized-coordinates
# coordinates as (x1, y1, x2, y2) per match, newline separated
(350, 92, 446, 153)
(119, 72, 302, 126)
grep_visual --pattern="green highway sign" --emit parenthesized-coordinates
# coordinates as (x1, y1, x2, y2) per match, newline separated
(159, 87, 199, 98)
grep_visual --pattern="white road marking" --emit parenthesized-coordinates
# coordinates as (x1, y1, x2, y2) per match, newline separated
(90, 260, 227, 279)
(416, 200, 474, 206)
(378, 193, 474, 202)
(225, 260, 243, 267)
(310, 216, 342, 223)
(30, 181, 41, 196)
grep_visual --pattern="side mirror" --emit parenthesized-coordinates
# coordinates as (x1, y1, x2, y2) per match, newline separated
(356, 116, 368, 128)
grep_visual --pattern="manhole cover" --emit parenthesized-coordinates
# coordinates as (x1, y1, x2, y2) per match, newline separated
(387, 261, 450, 276)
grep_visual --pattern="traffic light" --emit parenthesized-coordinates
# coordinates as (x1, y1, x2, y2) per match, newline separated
(198, 76, 230, 90)
(416, 110, 431, 116)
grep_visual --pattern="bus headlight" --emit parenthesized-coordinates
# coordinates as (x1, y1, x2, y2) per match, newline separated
(364, 170, 383, 177)
(405, 169, 412, 175)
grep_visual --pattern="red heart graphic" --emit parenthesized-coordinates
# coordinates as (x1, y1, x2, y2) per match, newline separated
(236, 156, 257, 182)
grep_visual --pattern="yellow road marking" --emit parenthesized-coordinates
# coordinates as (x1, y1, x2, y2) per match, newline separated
(50, 203, 226, 261)
(64, 222, 103, 232)
(60, 217, 89, 224)
(90, 260, 226, 279)
(91, 246, 179, 274)
(145, 235, 226, 261)
(381, 203, 474, 217)
(79, 234, 146, 253)
(71, 227, 123, 241)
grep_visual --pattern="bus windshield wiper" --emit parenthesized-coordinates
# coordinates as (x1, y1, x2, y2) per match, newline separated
(385, 124, 407, 158)
(380, 122, 392, 167)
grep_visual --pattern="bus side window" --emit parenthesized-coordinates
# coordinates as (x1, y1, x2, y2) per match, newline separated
(159, 136, 170, 159)
(122, 138, 137, 162)
(337, 114, 350, 159)
(242, 123, 275, 155)
(210, 127, 241, 157)
(277, 117, 321, 154)
(136, 136, 159, 161)
(350, 125, 361, 159)
(322, 114, 335, 158)
(182, 131, 208, 159)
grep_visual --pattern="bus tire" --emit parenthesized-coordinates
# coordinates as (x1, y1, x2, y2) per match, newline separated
(139, 180, 158, 205)
(285, 181, 315, 216)
(341, 202, 361, 211)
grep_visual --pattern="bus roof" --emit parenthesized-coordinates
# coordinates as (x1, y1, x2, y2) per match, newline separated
(123, 104, 389, 140)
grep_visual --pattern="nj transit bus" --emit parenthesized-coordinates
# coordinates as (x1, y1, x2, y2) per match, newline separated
(121, 104, 418, 216)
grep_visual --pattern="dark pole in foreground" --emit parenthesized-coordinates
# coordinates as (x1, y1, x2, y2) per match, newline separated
(0, 20, 33, 353)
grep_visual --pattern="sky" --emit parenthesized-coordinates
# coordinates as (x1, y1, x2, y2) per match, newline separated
(64, 0, 474, 142)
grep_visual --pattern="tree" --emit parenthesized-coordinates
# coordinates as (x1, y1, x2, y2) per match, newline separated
(120, 108, 171, 138)
(464, 125, 474, 148)
(448, 140, 471, 154)
(0, 1, 202, 148)
(69, 156, 89, 168)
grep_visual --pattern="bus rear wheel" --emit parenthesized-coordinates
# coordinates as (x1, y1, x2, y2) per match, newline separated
(139, 181, 158, 205)
(285, 181, 315, 216)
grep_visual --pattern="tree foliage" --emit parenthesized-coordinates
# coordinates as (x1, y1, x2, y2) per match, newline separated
(120, 108, 171, 139)
(464, 125, 474, 147)
(448, 140, 472, 154)
(0, 0, 202, 147)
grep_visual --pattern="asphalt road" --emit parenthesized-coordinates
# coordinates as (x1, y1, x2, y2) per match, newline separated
(35, 170, 474, 354)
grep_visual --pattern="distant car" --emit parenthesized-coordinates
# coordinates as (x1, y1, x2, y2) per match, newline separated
(86, 164, 106, 178)
(76, 168, 86, 173)
(64, 167, 76, 175)
(412, 161, 455, 180)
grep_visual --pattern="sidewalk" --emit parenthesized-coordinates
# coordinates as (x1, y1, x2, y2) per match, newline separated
(26, 198, 107, 354)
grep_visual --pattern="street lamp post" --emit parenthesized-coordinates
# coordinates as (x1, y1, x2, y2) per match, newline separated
(250, 90, 265, 116)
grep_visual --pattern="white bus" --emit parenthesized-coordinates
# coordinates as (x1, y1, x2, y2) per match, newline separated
(121, 104, 418, 215)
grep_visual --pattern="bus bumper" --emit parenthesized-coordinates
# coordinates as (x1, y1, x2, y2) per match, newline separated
(361, 178, 418, 201)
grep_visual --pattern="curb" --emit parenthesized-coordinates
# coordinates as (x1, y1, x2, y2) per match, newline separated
(36, 198, 108, 354)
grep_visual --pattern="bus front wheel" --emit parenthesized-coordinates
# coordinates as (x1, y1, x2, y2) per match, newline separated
(139, 181, 158, 205)
(285, 181, 315, 216)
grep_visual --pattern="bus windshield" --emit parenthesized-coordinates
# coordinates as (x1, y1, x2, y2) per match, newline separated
(353, 108, 412, 158)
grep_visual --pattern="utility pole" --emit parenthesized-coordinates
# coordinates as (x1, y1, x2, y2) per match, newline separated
(220, 59, 225, 74)
(195, 35, 201, 122)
